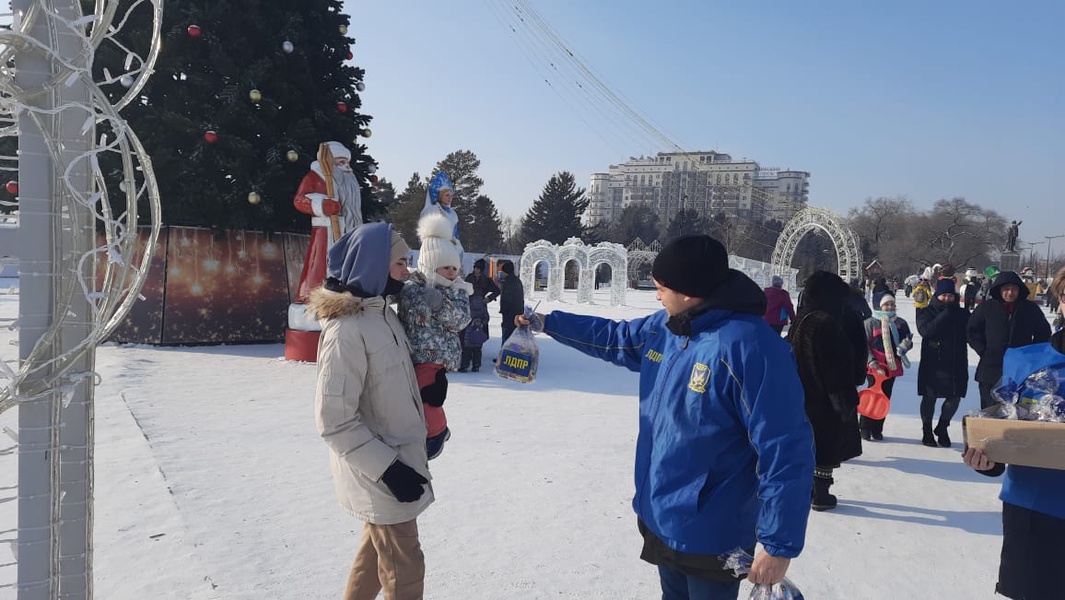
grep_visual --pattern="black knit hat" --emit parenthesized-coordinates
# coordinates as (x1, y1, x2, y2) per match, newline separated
(652, 235, 729, 298)
(935, 278, 956, 296)
(499, 260, 515, 276)
(473, 258, 486, 270)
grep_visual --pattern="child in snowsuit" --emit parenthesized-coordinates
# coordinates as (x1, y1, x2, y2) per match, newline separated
(460, 293, 490, 372)
(861, 291, 913, 440)
(397, 213, 472, 460)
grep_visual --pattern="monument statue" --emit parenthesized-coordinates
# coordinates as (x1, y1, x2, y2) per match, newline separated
(1005, 220, 1022, 253)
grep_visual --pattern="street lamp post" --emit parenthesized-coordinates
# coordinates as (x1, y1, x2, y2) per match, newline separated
(1027, 241, 1044, 271)
(1046, 235, 1064, 283)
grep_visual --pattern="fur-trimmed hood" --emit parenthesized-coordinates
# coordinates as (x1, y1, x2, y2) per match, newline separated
(307, 287, 379, 320)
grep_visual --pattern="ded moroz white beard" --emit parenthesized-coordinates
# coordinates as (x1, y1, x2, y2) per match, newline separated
(332, 165, 363, 234)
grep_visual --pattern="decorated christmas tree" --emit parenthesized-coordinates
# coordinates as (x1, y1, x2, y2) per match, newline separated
(94, 0, 378, 232)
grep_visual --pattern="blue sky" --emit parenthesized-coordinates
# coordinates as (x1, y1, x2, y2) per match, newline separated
(346, 0, 1064, 249)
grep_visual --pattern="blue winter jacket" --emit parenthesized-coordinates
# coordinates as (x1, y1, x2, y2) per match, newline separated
(998, 340, 1065, 520)
(542, 270, 815, 558)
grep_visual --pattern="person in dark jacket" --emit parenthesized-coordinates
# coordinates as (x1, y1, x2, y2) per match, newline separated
(962, 267, 1065, 600)
(517, 235, 814, 599)
(762, 275, 796, 334)
(916, 279, 969, 447)
(966, 270, 1051, 409)
(459, 258, 501, 372)
(787, 271, 865, 512)
(845, 277, 872, 321)
(497, 260, 524, 342)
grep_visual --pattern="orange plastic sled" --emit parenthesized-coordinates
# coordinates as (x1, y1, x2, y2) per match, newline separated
(858, 370, 891, 420)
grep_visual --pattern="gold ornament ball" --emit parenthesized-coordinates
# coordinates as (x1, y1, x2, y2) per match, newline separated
(339, 24, 348, 35)
(361, 128, 372, 138)
(286, 150, 299, 162)
(249, 89, 262, 102)
(248, 191, 261, 205)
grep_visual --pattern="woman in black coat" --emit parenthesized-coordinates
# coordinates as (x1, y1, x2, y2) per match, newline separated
(916, 279, 969, 447)
(787, 271, 866, 511)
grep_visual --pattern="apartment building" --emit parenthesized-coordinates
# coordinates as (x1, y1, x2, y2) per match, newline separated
(586, 151, 809, 226)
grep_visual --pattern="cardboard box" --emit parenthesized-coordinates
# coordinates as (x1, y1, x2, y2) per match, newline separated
(963, 416, 1065, 470)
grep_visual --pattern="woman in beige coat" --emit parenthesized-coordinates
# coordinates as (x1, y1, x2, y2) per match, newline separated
(309, 222, 433, 600)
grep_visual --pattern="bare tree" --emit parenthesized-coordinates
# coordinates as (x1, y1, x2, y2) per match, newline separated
(905, 197, 1006, 269)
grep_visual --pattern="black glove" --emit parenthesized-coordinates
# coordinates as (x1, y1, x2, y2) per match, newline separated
(380, 460, 428, 503)
(420, 369, 448, 407)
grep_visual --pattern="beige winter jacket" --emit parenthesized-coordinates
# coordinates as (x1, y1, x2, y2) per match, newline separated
(309, 288, 434, 524)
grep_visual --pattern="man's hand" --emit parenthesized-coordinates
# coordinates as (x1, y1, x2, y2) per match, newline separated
(322, 198, 341, 216)
(747, 551, 790, 586)
(962, 447, 997, 471)
(514, 313, 545, 333)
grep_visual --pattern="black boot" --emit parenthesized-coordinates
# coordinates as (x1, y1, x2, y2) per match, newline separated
(922, 424, 937, 447)
(920, 397, 938, 447)
(471, 347, 482, 372)
(934, 422, 952, 448)
(811, 467, 837, 511)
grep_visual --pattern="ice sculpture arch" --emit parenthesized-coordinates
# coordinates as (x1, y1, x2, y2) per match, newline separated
(520, 238, 628, 305)
(771, 207, 863, 284)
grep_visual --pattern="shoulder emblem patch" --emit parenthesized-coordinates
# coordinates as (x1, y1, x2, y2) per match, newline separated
(688, 362, 710, 393)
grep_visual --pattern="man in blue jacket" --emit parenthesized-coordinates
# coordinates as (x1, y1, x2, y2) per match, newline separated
(518, 234, 814, 599)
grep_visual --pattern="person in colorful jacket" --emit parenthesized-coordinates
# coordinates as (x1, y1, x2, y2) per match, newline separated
(762, 275, 796, 334)
(962, 267, 1065, 600)
(517, 234, 814, 599)
(308, 222, 433, 599)
(860, 291, 913, 441)
(397, 213, 472, 460)
(912, 278, 932, 310)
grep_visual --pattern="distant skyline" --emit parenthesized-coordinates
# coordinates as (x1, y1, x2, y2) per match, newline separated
(346, 0, 1064, 250)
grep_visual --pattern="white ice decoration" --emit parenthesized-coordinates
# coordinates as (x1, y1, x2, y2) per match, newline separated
(772, 207, 863, 287)
(520, 238, 628, 306)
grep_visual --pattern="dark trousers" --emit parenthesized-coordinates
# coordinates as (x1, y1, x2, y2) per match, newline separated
(860, 375, 895, 435)
(769, 323, 785, 335)
(460, 346, 483, 371)
(996, 502, 1065, 599)
(501, 321, 517, 344)
(658, 566, 741, 600)
(979, 380, 997, 409)
(920, 395, 961, 430)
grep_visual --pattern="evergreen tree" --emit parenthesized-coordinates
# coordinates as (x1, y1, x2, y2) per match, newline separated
(387, 172, 426, 244)
(431, 150, 484, 209)
(92, 0, 376, 231)
(519, 171, 588, 245)
(462, 194, 505, 253)
(665, 207, 713, 242)
(610, 204, 661, 246)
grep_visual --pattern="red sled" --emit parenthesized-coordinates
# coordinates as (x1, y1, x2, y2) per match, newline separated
(858, 370, 891, 420)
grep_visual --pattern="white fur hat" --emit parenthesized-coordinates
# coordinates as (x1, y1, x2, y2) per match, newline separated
(417, 213, 461, 274)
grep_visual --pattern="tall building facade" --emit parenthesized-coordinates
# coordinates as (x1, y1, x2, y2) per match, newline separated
(586, 151, 809, 226)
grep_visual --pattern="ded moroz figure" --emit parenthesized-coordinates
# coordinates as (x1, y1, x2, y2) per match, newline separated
(286, 141, 365, 361)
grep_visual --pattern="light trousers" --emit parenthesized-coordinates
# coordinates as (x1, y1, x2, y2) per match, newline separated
(344, 520, 424, 600)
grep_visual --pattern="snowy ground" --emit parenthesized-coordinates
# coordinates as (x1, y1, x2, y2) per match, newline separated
(0, 286, 1059, 599)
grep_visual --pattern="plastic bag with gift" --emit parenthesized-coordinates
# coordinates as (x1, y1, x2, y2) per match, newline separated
(495, 305, 540, 384)
(980, 344, 1065, 422)
(721, 548, 805, 600)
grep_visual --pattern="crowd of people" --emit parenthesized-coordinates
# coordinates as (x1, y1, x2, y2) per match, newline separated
(762, 262, 1060, 600)
(298, 159, 1061, 600)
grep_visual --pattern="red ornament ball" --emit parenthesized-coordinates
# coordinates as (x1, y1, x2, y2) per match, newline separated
(4, 180, 17, 195)
(336, 102, 347, 113)
(187, 24, 201, 38)
(203, 130, 218, 143)
(346, 50, 353, 60)
(369, 175, 379, 185)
